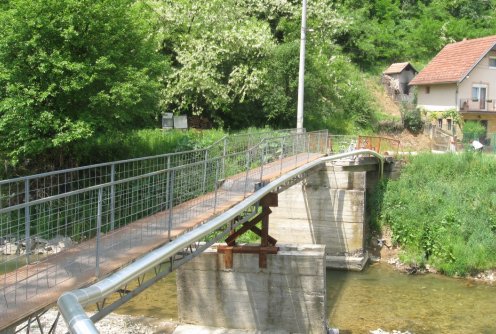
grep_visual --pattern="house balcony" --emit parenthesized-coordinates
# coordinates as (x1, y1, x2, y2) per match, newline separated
(459, 98, 496, 113)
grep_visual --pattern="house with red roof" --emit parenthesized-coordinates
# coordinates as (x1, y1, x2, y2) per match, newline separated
(410, 35, 496, 139)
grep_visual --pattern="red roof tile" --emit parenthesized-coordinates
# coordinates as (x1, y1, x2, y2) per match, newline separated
(383, 62, 416, 75)
(409, 35, 496, 86)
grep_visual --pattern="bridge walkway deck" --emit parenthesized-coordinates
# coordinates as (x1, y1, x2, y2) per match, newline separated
(1, 152, 324, 330)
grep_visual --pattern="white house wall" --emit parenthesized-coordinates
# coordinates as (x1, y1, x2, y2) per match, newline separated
(416, 83, 457, 111)
(459, 50, 496, 101)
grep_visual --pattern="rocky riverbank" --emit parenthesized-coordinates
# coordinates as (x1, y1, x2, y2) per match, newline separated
(370, 227, 496, 284)
(17, 308, 177, 334)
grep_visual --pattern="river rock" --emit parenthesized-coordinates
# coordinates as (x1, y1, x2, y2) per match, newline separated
(370, 329, 412, 334)
(44, 235, 74, 254)
(2, 242, 20, 255)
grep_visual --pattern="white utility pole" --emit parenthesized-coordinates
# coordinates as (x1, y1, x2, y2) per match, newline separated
(296, 0, 307, 131)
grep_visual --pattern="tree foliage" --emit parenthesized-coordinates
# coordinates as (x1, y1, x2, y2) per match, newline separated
(152, 0, 376, 131)
(334, 0, 496, 68)
(3, 0, 496, 172)
(0, 0, 167, 165)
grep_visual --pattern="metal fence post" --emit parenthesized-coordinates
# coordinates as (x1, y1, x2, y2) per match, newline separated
(213, 160, 220, 213)
(24, 178, 30, 264)
(96, 188, 103, 278)
(202, 150, 208, 194)
(222, 137, 227, 180)
(167, 170, 175, 241)
(279, 136, 285, 175)
(243, 150, 251, 198)
(292, 133, 296, 157)
(295, 133, 299, 167)
(163, 156, 171, 214)
(110, 163, 115, 231)
(307, 134, 310, 162)
(259, 143, 265, 183)
(317, 132, 322, 154)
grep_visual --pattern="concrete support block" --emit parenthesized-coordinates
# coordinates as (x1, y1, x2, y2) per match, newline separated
(270, 163, 371, 271)
(176, 244, 327, 334)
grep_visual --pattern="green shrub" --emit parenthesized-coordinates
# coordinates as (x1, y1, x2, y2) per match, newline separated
(462, 121, 486, 143)
(401, 107, 424, 134)
(375, 153, 496, 276)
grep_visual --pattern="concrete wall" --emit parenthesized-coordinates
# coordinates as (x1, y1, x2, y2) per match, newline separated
(269, 160, 378, 270)
(176, 244, 326, 334)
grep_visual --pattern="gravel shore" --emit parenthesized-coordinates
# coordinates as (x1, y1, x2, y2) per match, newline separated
(17, 308, 177, 334)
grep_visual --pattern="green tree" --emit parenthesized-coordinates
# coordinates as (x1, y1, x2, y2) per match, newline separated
(0, 0, 167, 165)
(155, 0, 275, 127)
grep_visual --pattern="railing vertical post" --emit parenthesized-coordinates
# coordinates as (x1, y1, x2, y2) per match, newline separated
(279, 136, 285, 175)
(259, 142, 265, 183)
(167, 170, 175, 240)
(164, 156, 171, 213)
(243, 150, 251, 198)
(24, 178, 30, 264)
(292, 133, 296, 158)
(307, 133, 310, 162)
(317, 132, 321, 154)
(222, 138, 227, 180)
(110, 163, 115, 231)
(325, 131, 329, 154)
(202, 150, 208, 194)
(295, 133, 299, 167)
(213, 160, 220, 214)
(96, 188, 103, 278)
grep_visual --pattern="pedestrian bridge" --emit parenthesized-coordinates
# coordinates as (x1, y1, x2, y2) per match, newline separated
(0, 130, 397, 333)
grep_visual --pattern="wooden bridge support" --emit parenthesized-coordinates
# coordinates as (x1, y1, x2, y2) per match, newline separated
(217, 192, 279, 269)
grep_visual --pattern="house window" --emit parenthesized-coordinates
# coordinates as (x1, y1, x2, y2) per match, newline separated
(490, 57, 496, 69)
(472, 87, 480, 101)
(447, 119, 452, 131)
(438, 118, 443, 128)
(426, 86, 430, 94)
(472, 84, 488, 109)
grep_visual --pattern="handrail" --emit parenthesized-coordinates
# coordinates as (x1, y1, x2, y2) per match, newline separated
(0, 129, 328, 325)
(57, 149, 384, 334)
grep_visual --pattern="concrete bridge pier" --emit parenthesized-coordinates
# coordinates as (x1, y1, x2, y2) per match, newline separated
(175, 244, 327, 334)
(270, 157, 381, 271)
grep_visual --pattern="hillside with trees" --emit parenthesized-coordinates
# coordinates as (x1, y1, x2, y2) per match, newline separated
(1, 0, 496, 175)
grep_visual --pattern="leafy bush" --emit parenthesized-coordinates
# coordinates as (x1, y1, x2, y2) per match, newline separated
(401, 107, 424, 134)
(375, 153, 496, 276)
(462, 121, 486, 143)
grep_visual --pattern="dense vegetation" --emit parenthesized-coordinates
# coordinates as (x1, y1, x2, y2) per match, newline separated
(2, 0, 496, 175)
(334, 0, 496, 69)
(374, 153, 496, 276)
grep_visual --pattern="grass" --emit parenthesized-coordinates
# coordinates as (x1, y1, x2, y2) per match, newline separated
(373, 152, 496, 276)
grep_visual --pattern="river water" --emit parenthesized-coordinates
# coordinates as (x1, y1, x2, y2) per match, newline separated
(327, 263, 496, 333)
(114, 263, 496, 333)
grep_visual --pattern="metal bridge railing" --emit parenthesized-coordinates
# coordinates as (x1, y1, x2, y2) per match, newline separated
(328, 135, 399, 156)
(58, 148, 384, 334)
(0, 129, 326, 319)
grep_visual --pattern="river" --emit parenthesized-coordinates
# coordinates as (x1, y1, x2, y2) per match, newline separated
(113, 263, 496, 333)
